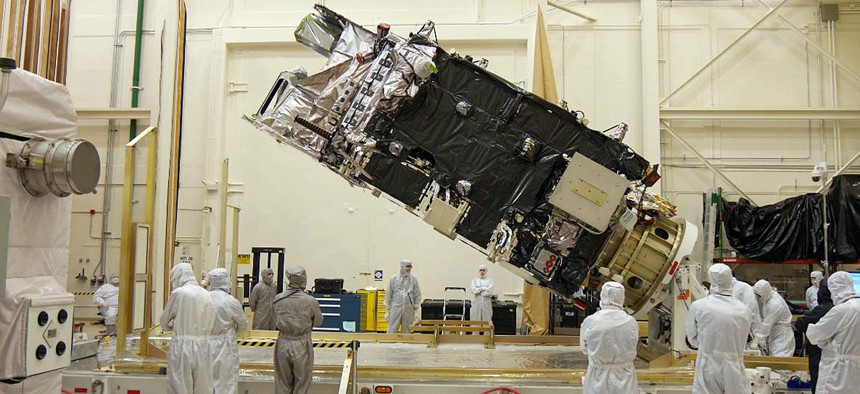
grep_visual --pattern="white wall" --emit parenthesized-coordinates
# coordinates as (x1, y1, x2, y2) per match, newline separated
(64, 0, 860, 322)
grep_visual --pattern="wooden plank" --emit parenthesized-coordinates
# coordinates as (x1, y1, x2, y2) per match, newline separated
(140, 128, 158, 357)
(164, 0, 187, 306)
(116, 145, 138, 355)
(412, 326, 491, 333)
(745, 355, 808, 371)
(46, 0, 59, 80)
(56, 1, 68, 84)
(665, 352, 809, 371)
(494, 334, 580, 346)
(11, 0, 25, 61)
(37, 0, 53, 77)
(435, 335, 492, 346)
(0, 1, 6, 54)
(337, 348, 354, 394)
(24, 0, 40, 72)
(245, 330, 433, 345)
(416, 319, 493, 326)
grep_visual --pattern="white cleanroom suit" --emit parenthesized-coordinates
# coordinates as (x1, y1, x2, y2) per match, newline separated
(807, 271, 860, 394)
(160, 263, 216, 394)
(687, 263, 753, 394)
(580, 281, 639, 394)
(806, 270, 824, 309)
(208, 268, 249, 394)
(753, 279, 796, 357)
(470, 264, 494, 322)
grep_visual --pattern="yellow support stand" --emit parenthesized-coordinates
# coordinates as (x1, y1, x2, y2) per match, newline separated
(117, 126, 158, 356)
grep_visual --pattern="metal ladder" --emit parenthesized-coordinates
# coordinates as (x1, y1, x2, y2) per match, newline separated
(442, 287, 467, 322)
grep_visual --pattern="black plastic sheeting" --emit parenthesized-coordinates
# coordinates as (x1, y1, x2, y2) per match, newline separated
(364, 47, 649, 248)
(362, 155, 428, 208)
(722, 175, 860, 262)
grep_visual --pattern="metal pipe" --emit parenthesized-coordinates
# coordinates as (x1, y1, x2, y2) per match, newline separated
(817, 7, 828, 182)
(547, 1, 597, 23)
(129, 0, 146, 140)
(661, 0, 790, 105)
(98, 0, 124, 277)
(231, 206, 240, 297)
(661, 120, 758, 205)
(663, 162, 841, 171)
(821, 173, 830, 272)
(218, 159, 228, 269)
(828, 20, 841, 169)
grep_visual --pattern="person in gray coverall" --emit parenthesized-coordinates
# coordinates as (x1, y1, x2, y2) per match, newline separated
(273, 266, 323, 394)
(249, 267, 277, 330)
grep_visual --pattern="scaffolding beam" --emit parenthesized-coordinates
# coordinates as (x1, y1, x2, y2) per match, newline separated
(661, 121, 757, 205)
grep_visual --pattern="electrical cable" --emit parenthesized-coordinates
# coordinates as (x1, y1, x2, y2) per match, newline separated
(480, 388, 521, 394)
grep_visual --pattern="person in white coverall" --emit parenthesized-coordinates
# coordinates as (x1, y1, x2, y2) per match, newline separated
(160, 263, 216, 394)
(386, 259, 421, 334)
(753, 279, 796, 357)
(470, 265, 494, 323)
(93, 273, 119, 336)
(806, 271, 824, 309)
(806, 271, 860, 394)
(208, 268, 249, 394)
(580, 281, 639, 394)
(249, 267, 277, 330)
(732, 277, 762, 338)
(687, 263, 753, 394)
(273, 266, 323, 394)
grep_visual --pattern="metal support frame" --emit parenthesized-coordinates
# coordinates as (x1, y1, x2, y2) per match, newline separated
(412, 320, 496, 349)
(751, 0, 860, 88)
(661, 121, 757, 205)
(660, 0, 790, 105)
(251, 247, 285, 293)
(337, 341, 360, 394)
(547, 1, 596, 23)
(117, 126, 158, 356)
(817, 150, 860, 193)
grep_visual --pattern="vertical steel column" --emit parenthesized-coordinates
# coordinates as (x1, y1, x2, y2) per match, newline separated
(641, 0, 661, 192)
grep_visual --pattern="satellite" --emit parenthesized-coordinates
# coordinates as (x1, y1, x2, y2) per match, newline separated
(245, 5, 696, 317)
